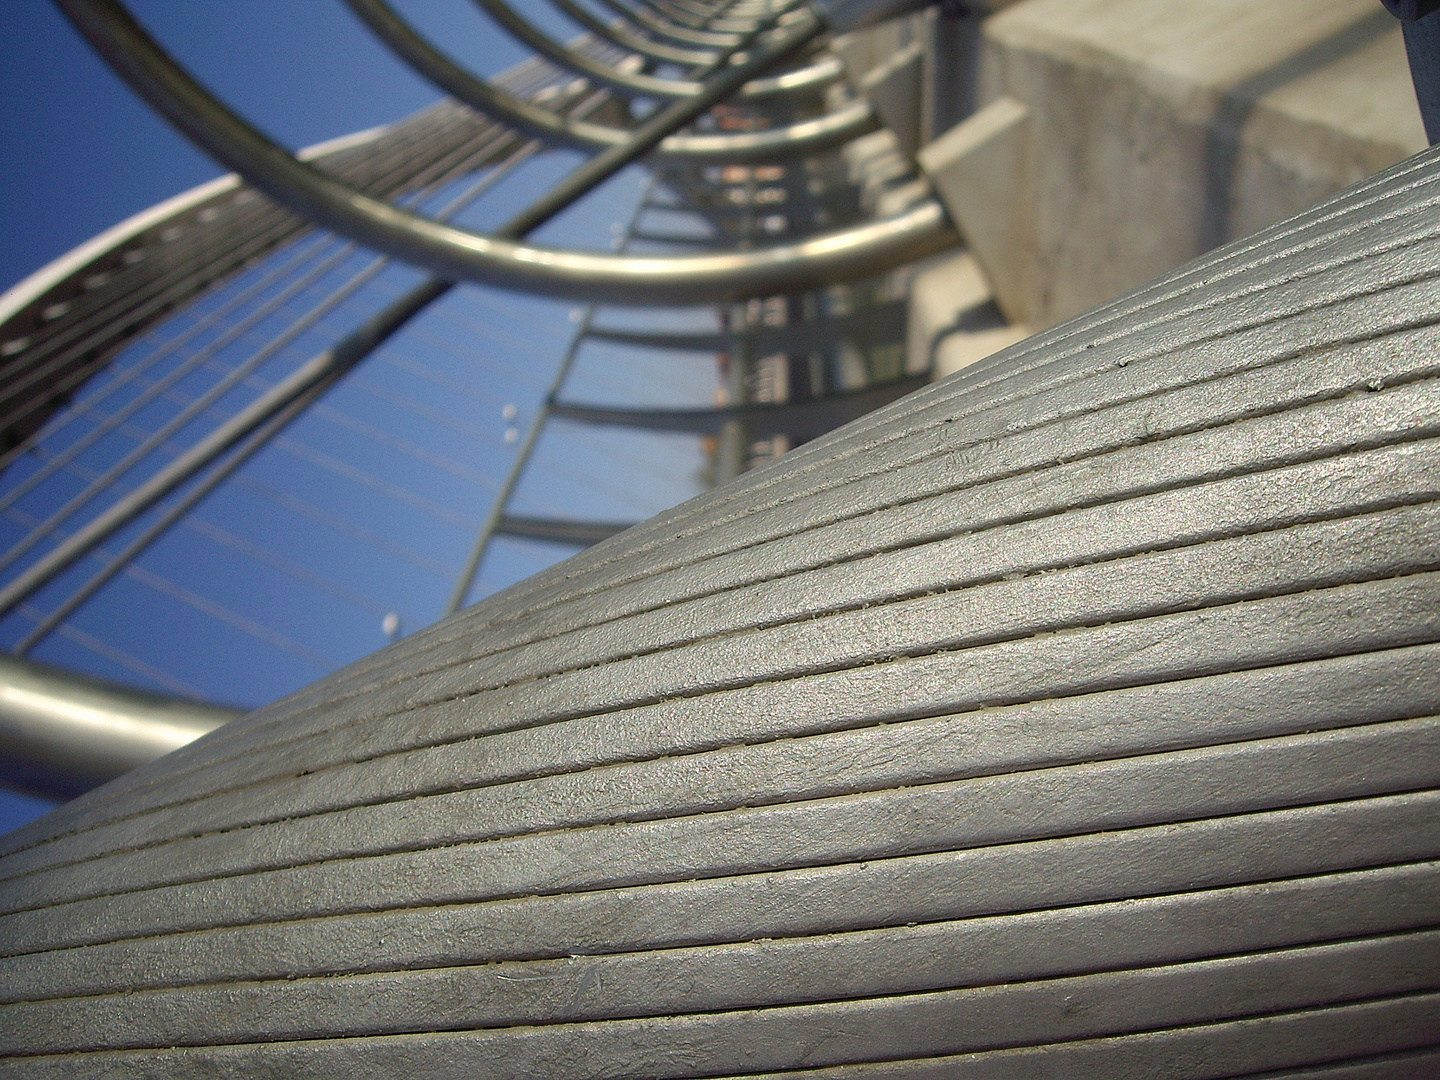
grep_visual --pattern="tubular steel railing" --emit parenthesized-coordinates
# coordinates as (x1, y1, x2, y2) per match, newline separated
(1, 0, 951, 792)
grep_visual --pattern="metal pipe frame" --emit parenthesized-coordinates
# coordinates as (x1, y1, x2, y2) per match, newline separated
(593, 0, 746, 47)
(469, 0, 843, 102)
(344, 0, 879, 163)
(57, 0, 957, 306)
(0, 652, 240, 798)
(0, 0, 945, 794)
(4, 0, 853, 622)
(491, 4, 822, 240)
(0, 63, 622, 626)
(544, 0, 719, 65)
(630, 0, 759, 34)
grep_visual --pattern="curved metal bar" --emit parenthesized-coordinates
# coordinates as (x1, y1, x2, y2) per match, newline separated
(597, 0, 745, 48)
(552, 373, 928, 439)
(494, 514, 633, 545)
(345, 0, 878, 162)
(639, 0, 757, 32)
(545, 0, 718, 65)
(58, 0, 958, 305)
(588, 296, 906, 350)
(470, 0, 840, 101)
(0, 654, 238, 798)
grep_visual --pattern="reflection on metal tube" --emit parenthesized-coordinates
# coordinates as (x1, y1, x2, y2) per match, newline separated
(595, 0, 744, 46)
(59, 0, 959, 304)
(469, 0, 841, 101)
(639, 0, 754, 32)
(0, 654, 239, 798)
(545, 0, 719, 65)
(345, 0, 879, 162)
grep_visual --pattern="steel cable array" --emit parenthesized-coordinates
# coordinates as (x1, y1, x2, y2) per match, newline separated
(0, 0, 946, 779)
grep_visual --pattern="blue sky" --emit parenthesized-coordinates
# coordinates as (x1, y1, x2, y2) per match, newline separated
(0, 1, 711, 830)
(1, 1, 538, 293)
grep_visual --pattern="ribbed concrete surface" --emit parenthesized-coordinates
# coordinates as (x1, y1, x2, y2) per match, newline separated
(0, 146, 1437, 1078)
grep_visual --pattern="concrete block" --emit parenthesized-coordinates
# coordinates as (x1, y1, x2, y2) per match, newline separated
(832, 19, 911, 86)
(860, 41, 927, 157)
(907, 250, 1031, 380)
(918, 96, 1036, 325)
(973, 0, 1425, 327)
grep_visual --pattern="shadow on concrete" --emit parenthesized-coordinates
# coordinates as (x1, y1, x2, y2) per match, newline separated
(1200, 8, 1396, 251)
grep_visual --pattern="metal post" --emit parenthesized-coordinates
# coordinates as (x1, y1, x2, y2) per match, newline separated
(444, 178, 657, 616)
(443, 0, 792, 613)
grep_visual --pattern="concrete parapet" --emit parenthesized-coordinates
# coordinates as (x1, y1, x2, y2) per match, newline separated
(919, 96, 1034, 327)
(907, 250, 1030, 380)
(967, 0, 1426, 328)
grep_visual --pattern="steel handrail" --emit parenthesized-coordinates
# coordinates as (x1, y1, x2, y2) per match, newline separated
(470, 0, 841, 101)
(345, 0, 879, 162)
(545, 0, 719, 64)
(58, 0, 957, 305)
(595, 0, 746, 47)
(0, 654, 239, 798)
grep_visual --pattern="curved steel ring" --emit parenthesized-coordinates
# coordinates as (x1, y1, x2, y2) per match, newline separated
(471, 0, 842, 102)
(594, 0, 748, 48)
(638, 0, 758, 32)
(346, 0, 879, 162)
(58, 0, 958, 305)
(545, 0, 720, 65)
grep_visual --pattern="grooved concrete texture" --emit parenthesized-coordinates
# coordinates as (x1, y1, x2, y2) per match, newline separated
(0, 140, 1436, 1077)
(976, 0, 1427, 328)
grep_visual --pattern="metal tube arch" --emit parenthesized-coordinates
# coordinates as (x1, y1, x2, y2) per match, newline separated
(594, 0, 747, 47)
(344, 0, 879, 162)
(58, 0, 958, 305)
(469, 0, 841, 102)
(639, 0, 757, 32)
(544, 0, 719, 65)
(0, 15, 830, 624)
